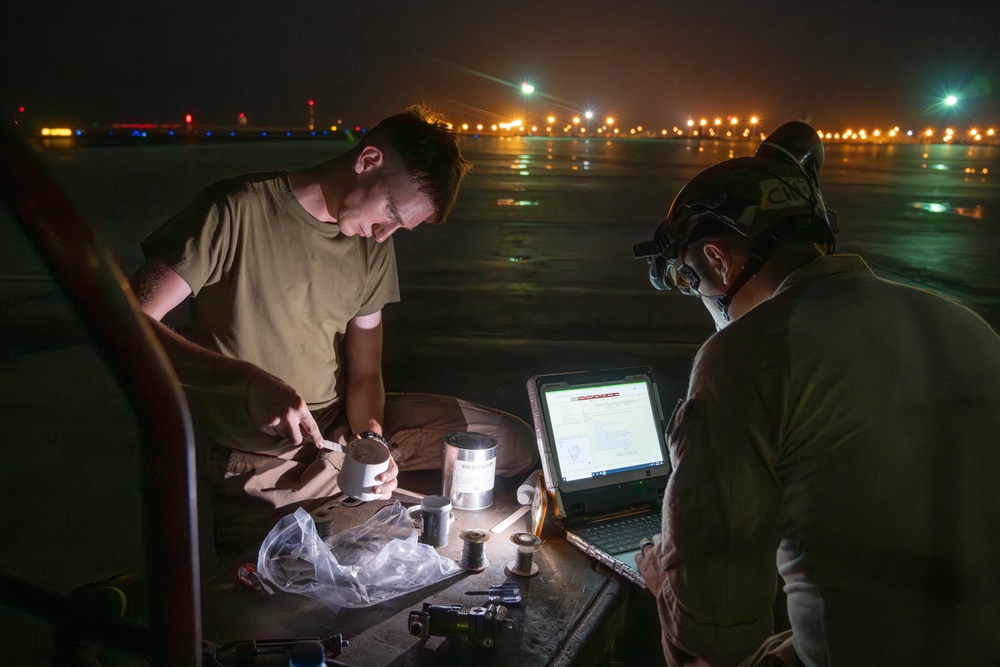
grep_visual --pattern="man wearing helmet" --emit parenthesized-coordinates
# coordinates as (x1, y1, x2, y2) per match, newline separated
(632, 122, 1000, 666)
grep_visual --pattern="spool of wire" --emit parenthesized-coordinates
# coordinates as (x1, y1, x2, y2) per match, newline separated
(507, 532, 543, 577)
(459, 529, 491, 572)
(311, 508, 336, 541)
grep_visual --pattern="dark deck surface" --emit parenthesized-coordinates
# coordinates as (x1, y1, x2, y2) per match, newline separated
(1, 136, 996, 664)
(200, 471, 655, 667)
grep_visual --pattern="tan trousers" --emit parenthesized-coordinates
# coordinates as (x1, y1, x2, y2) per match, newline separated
(663, 629, 803, 667)
(205, 392, 537, 558)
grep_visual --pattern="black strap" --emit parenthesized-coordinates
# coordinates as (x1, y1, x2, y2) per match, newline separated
(715, 233, 781, 321)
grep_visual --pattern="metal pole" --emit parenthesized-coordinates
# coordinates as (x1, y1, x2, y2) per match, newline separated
(0, 120, 202, 666)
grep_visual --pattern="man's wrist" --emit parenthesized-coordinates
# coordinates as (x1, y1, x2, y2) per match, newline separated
(356, 430, 388, 446)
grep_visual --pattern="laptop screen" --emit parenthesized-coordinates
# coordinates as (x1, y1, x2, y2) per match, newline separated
(533, 370, 669, 494)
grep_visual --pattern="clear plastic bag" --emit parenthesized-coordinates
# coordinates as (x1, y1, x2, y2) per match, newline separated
(256, 501, 461, 610)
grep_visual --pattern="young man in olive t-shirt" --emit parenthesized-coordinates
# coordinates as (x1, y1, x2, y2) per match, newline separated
(130, 106, 537, 553)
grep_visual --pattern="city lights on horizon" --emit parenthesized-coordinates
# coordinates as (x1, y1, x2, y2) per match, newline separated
(32, 113, 1000, 146)
(18, 91, 998, 146)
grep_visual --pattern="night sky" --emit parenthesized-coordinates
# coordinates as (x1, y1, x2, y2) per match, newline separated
(3, 0, 999, 131)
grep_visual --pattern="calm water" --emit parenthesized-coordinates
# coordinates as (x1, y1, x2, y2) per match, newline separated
(9, 136, 999, 321)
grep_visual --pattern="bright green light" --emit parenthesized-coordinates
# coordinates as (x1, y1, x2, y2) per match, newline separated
(521, 82, 534, 95)
(944, 95, 958, 106)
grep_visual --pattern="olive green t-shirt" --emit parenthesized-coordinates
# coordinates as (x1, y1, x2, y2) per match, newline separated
(142, 171, 400, 413)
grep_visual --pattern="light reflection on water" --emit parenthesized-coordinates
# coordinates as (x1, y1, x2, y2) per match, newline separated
(29, 136, 999, 313)
(909, 202, 986, 219)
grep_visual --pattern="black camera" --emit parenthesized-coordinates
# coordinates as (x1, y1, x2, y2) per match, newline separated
(408, 602, 515, 649)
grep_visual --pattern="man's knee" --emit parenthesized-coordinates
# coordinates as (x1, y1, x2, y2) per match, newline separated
(493, 412, 538, 477)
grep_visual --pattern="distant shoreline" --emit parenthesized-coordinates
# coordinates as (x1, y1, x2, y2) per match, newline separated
(23, 127, 998, 149)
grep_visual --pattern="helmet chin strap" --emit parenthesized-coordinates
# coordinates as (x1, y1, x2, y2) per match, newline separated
(705, 233, 780, 322)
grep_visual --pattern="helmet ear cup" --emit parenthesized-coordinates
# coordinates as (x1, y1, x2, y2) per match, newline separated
(648, 255, 670, 290)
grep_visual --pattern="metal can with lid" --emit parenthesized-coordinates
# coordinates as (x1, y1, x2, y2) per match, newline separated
(442, 432, 499, 510)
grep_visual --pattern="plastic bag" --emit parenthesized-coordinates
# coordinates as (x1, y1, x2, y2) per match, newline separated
(256, 501, 461, 610)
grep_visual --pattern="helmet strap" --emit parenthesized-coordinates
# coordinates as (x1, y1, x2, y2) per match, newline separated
(711, 232, 781, 322)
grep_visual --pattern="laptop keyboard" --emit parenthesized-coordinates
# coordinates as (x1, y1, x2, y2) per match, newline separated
(574, 512, 661, 556)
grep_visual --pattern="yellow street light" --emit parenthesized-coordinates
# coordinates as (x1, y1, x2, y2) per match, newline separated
(606, 116, 615, 125)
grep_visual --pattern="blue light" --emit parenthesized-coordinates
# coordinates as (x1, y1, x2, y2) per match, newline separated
(230, 131, 235, 137)
(75, 130, 82, 136)
(311, 131, 316, 136)
(169, 130, 175, 136)
(286, 131, 292, 137)
(262, 131, 267, 137)
(141, 131, 147, 137)
(322, 130, 328, 135)
(132, 130, 140, 137)
(206, 131, 212, 137)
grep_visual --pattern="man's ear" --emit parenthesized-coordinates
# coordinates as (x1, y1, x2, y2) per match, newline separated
(701, 242, 732, 286)
(354, 145, 384, 174)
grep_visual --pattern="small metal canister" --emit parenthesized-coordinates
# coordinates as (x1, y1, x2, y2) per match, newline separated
(418, 495, 452, 548)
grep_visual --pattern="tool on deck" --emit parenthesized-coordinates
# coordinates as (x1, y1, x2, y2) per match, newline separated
(408, 602, 515, 649)
(463, 582, 522, 605)
(203, 633, 349, 665)
(237, 562, 274, 595)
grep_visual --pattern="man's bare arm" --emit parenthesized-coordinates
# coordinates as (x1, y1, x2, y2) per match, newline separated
(342, 311, 386, 434)
(128, 259, 323, 445)
(343, 311, 398, 496)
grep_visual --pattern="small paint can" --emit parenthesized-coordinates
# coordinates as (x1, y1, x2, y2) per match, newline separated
(442, 432, 499, 510)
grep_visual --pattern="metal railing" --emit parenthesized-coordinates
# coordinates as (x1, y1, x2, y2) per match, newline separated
(0, 120, 202, 665)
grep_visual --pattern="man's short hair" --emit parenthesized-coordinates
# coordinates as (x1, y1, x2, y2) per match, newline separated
(360, 105, 471, 224)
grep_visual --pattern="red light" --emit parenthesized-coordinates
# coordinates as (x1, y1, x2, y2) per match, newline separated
(18, 106, 25, 113)
(184, 114, 193, 124)
(238, 112, 245, 119)
(355, 126, 361, 132)
(308, 99, 314, 106)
